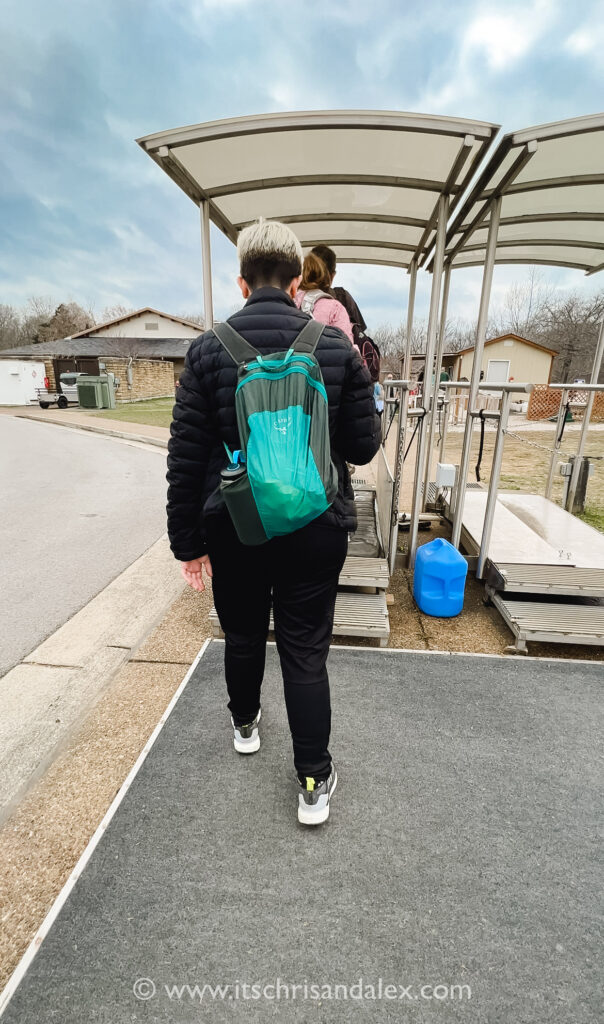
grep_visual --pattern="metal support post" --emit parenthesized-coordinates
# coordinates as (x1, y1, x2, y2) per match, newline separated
(476, 390, 512, 579)
(200, 199, 214, 330)
(545, 386, 570, 499)
(565, 318, 604, 512)
(407, 194, 449, 568)
(438, 396, 450, 463)
(423, 263, 451, 499)
(402, 259, 418, 381)
(436, 381, 470, 515)
(451, 195, 502, 549)
(387, 380, 412, 575)
(406, 405, 427, 567)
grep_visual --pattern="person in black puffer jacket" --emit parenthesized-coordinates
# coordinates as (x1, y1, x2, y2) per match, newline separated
(166, 219, 380, 826)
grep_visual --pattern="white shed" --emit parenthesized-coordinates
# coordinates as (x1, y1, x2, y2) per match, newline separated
(0, 360, 46, 406)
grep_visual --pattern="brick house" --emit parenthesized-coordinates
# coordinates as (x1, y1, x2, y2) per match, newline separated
(0, 308, 203, 404)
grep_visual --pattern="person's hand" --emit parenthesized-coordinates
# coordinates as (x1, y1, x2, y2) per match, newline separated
(180, 556, 213, 592)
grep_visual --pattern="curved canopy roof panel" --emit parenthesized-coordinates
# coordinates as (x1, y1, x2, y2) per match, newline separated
(137, 110, 499, 270)
(437, 112, 604, 275)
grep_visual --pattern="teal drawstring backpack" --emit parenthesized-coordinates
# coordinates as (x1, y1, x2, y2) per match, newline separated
(212, 318, 338, 546)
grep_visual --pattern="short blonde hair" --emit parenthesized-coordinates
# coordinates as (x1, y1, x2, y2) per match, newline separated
(237, 219, 303, 289)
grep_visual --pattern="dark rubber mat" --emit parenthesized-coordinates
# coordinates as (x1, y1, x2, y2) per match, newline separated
(2, 642, 602, 1022)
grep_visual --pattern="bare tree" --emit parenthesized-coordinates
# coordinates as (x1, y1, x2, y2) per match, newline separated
(35, 302, 95, 343)
(441, 316, 475, 353)
(0, 305, 21, 351)
(540, 292, 604, 383)
(489, 268, 555, 337)
(100, 304, 137, 323)
(17, 296, 57, 345)
(179, 311, 205, 327)
(25, 295, 56, 320)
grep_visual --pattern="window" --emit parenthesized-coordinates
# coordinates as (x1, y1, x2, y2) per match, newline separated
(145, 322, 159, 331)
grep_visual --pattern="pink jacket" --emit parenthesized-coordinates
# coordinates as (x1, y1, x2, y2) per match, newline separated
(294, 289, 354, 343)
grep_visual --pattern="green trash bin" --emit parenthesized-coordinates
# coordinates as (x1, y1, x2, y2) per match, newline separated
(76, 376, 104, 409)
(99, 373, 116, 410)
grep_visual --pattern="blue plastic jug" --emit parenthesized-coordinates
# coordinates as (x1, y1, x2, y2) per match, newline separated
(413, 537, 468, 617)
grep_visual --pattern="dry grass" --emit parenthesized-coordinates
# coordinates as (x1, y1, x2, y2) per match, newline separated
(391, 520, 603, 661)
(442, 425, 604, 520)
(91, 396, 174, 427)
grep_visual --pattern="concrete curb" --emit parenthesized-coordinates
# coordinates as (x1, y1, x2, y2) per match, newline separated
(14, 413, 168, 448)
(0, 534, 185, 820)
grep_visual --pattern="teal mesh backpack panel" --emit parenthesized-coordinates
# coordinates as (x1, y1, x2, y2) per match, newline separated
(212, 319, 338, 544)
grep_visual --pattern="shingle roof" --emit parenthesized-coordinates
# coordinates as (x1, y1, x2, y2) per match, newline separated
(0, 337, 195, 360)
(70, 307, 204, 338)
(454, 334, 558, 357)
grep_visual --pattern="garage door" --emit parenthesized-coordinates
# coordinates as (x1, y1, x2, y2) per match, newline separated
(487, 359, 510, 383)
(53, 357, 100, 384)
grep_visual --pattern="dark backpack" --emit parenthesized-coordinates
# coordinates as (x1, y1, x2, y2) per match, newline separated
(353, 324, 381, 382)
(331, 286, 380, 380)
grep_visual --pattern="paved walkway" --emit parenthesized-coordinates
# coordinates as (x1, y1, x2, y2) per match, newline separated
(0, 415, 169, 675)
(2, 642, 601, 1022)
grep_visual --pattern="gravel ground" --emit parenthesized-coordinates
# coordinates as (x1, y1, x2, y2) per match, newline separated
(389, 519, 603, 661)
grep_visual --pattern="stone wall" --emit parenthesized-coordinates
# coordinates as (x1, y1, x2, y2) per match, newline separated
(44, 359, 56, 391)
(102, 358, 175, 402)
(43, 356, 175, 402)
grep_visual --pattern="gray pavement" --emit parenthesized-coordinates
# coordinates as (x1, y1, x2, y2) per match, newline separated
(2, 643, 601, 1022)
(0, 415, 169, 676)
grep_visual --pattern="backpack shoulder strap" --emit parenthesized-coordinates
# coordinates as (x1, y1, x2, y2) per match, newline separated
(300, 289, 332, 314)
(212, 321, 259, 366)
(292, 318, 325, 356)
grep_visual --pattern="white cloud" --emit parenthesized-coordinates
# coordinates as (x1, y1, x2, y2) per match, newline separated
(418, 0, 558, 112)
(565, 23, 604, 58)
(162, 0, 261, 41)
(463, 8, 548, 70)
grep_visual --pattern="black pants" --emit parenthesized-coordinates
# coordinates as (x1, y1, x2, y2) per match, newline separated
(206, 514, 348, 780)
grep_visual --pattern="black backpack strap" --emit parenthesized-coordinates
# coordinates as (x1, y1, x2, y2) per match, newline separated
(292, 318, 325, 356)
(212, 321, 259, 366)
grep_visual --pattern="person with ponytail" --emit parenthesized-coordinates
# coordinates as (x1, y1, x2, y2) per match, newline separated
(294, 251, 354, 343)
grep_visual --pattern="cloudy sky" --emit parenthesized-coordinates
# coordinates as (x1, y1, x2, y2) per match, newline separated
(2, 0, 603, 329)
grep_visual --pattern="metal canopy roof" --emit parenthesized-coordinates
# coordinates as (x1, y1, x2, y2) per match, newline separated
(436, 112, 604, 275)
(137, 110, 499, 270)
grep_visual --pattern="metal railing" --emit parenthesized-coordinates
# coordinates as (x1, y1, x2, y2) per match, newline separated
(383, 380, 413, 574)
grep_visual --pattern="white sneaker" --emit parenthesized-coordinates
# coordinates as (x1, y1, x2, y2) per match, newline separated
(297, 765, 337, 825)
(231, 708, 261, 754)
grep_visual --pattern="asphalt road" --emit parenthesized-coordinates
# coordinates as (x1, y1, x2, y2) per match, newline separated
(0, 416, 171, 676)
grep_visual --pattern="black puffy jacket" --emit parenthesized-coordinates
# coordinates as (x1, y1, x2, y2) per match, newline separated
(166, 286, 381, 560)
